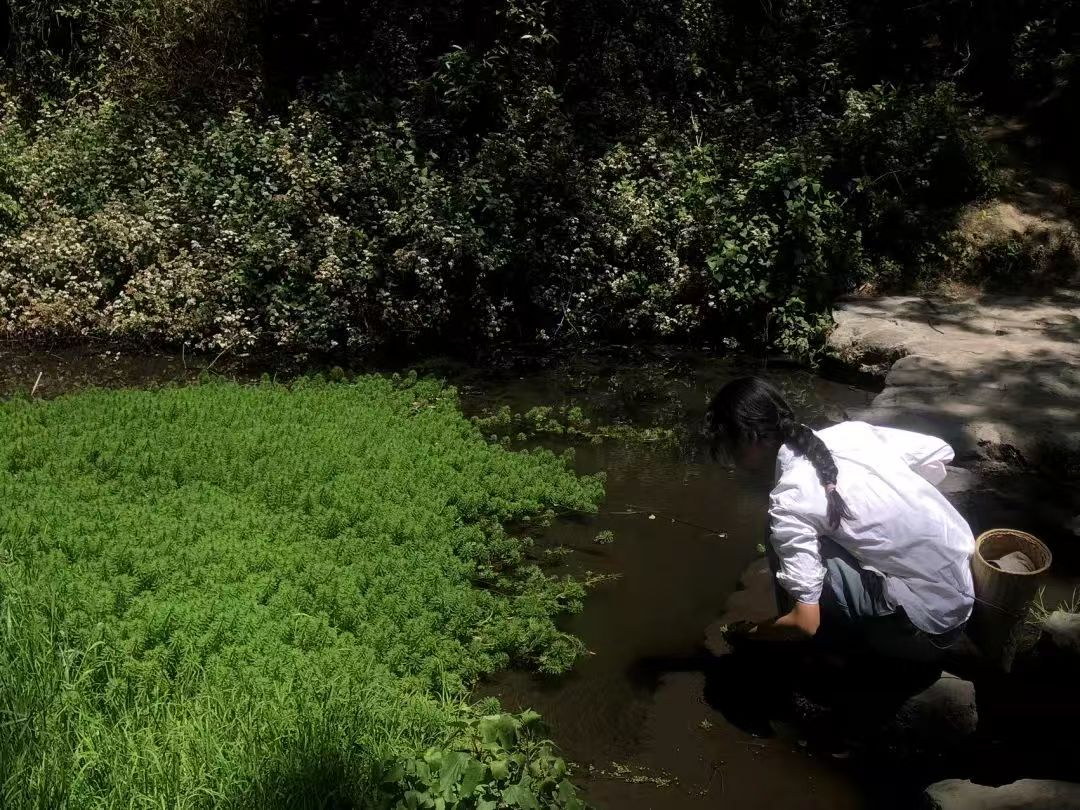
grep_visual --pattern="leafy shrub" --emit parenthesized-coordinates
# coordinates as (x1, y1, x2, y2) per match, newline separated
(0, 2, 1015, 358)
(6, 0, 262, 107)
(701, 147, 867, 356)
(828, 83, 997, 276)
(950, 227, 1080, 291)
(0, 375, 603, 806)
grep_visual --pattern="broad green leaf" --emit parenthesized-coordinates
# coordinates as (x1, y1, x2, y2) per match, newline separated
(518, 709, 542, 729)
(557, 779, 577, 802)
(501, 784, 540, 810)
(459, 759, 486, 796)
(438, 751, 469, 795)
(478, 714, 518, 749)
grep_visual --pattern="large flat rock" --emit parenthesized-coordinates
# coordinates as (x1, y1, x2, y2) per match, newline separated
(925, 778, 1080, 810)
(828, 291, 1080, 474)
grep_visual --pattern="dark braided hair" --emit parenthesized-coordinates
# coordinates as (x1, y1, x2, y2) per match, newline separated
(704, 376, 853, 530)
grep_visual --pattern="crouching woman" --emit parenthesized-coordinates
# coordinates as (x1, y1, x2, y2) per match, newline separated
(705, 377, 975, 660)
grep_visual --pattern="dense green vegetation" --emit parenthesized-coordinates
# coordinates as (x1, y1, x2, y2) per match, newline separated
(1, 1, 1075, 358)
(0, 375, 603, 806)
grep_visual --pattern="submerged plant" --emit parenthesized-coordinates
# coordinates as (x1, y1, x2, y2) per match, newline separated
(471, 403, 676, 446)
(0, 376, 603, 807)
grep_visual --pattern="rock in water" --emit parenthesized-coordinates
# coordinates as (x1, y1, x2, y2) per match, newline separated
(884, 673, 978, 758)
(704, 558, 778, 656)
(1042, 610, 1080, 657)
(925, 778, 1080, 810)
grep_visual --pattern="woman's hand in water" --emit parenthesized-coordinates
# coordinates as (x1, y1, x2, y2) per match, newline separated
(719, 620, 760, 652)
(720, 602, 820, 650)
(721, 620, 757, 639)
(724, 603, 821, 648)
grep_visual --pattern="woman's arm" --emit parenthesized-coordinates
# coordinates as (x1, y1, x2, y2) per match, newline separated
(735, 486, 827, 642)
(769, 487, 827, 607)
(770, 601, 821, 636)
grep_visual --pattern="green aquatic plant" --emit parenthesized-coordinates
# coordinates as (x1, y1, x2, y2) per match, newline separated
(380, 709, 584, 810)
(593, 530, 615, 545)
(471, 404, 676, 446)
(0, 376, 603, 807)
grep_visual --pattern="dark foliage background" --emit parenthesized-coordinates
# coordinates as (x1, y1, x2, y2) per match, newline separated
(0, 0, 1074, 357)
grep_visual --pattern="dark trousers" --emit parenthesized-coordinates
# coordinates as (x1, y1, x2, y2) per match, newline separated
(767, 536, 961, 662)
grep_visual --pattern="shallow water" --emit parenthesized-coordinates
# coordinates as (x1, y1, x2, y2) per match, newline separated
(454, 354, 877, 808)
(451, 352, 1080, 809)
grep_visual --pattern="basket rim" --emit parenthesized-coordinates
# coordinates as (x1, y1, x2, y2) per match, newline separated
(974, 528, 1052, 576)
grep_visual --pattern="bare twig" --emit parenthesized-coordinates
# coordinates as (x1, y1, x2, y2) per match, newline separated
(203, 342, 233, 373)
(615, 503, 729, 537)
(30, 372, 43, 398)
(552, 287, 580, 339)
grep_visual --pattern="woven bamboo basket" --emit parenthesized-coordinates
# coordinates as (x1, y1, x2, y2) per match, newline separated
(970, 529, 1052, 671)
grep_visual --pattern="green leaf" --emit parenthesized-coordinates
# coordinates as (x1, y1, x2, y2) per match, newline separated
(424, 748, 444, 768)
(460, 759, 486, 796)
(502, 784, 541, 809)
(489, 759, 510, 781)
(518, 709, 542, 729)
(557, 779, 579, 802)
(478, 714, 518, 749)
(438, 751, 469, 795)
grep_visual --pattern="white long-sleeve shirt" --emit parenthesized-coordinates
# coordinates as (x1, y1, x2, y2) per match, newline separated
(769, 421, 975, 634)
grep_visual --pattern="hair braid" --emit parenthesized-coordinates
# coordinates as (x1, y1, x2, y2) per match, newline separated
(779, 416, 853, 530)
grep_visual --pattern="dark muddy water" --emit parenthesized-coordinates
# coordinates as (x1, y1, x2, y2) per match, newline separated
(457, 356, 875, 809)
(443, 352, 1080, 809)
(3, 345, 1079, 809)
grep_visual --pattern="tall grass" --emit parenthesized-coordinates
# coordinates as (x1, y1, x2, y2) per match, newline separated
(0, 375, 603, 807)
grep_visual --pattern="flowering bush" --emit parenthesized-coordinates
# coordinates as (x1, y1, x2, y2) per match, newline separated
(0, 78, 993, 358)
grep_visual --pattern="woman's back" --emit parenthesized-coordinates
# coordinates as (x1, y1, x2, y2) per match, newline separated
(770, 421, 975, 634)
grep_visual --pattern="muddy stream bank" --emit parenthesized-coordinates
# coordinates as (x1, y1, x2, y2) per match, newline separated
(2, 346, 1079, 808)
